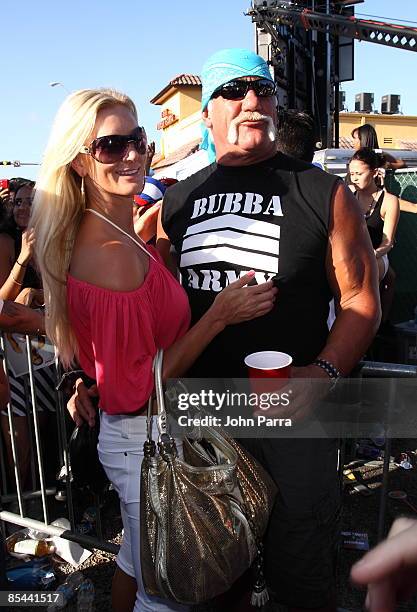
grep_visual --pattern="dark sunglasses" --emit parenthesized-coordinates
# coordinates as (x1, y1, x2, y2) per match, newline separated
(80, 126, 147, 164)
(211, 78, 277, 101)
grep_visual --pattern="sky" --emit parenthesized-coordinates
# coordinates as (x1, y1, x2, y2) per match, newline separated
(1, 0, 416, 181)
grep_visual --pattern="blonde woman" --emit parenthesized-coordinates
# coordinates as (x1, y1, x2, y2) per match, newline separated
(31, 89, 276, 612)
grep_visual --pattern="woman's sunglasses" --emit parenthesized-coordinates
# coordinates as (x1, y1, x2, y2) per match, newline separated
(80, 126, 147, 164)
(211, 78, 277, 101)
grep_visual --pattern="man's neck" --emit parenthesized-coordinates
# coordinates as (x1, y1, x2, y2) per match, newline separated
(216, 148, 278, 167)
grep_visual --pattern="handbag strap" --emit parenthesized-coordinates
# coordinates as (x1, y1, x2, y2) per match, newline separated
(147, 349, 168, 441)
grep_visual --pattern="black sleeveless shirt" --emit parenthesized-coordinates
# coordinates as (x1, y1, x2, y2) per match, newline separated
(163, 153, 340, 377)
(360, 190, 384, 249)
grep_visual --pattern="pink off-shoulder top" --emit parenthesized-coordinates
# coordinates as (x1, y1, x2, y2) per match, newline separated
(67, 246, 191, 415)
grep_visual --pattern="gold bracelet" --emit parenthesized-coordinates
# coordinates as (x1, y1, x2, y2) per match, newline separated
(11, 274, 23, 286)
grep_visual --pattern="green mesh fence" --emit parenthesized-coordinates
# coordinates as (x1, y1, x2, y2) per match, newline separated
(386, 170, 417, 323)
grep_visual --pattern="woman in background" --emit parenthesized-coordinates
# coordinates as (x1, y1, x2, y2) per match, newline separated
(351, 124, 407, 170)
(352, 124, 417, 216)
(0, 181, 53, 490)
(349, 148, 400, 322)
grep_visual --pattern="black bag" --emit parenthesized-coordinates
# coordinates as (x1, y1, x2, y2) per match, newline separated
(68, 413, 108, 494)
(56, 369, 108, 494)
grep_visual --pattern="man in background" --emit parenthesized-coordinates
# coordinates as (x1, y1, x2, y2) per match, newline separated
(276, 109, 317, 162)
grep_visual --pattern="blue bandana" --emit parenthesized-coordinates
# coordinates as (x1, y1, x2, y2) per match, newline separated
(200, 48, 273, 162)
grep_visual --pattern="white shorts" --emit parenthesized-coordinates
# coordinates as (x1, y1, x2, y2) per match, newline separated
(381, 253, 389, 279)
(98, 411, 189, 612)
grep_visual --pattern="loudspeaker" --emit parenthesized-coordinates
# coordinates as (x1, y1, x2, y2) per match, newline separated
(381, 94, 400, 115)
(339, 91, 346, 111)
(355, 92, 374, 112)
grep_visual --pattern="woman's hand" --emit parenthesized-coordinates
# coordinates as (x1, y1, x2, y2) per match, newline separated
(0, 187, 10, 204)
(67, 378, 98, 427)
(19, 229, 36, 264)
(15, 287, 44, 308)
(210, 271, 277, 327)
(134, 201, 161, 243)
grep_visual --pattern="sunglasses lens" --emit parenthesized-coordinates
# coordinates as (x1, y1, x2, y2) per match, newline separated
(213, 79, 276, 101)
(92, 136, 127, 163)
(134, 129, 147, 155)
(255, 80, 276, 96)
(219, 81, 248, 100)
(91, 128, 147, 163)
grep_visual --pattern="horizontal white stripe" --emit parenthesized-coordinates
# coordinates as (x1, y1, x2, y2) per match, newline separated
(180, 245, 279, 273)
(182, 229, 279, 256)
(142, 182, 164, 201)
(184, 214, 280, 240)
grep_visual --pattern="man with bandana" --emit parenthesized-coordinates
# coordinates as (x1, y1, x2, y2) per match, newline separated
(157, 49, 381, 611)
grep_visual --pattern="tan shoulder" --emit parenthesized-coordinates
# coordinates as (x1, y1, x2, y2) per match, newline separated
(383, 191, 399, 206)
(70, 238, 149, 291)
(332, 182, 362, 222)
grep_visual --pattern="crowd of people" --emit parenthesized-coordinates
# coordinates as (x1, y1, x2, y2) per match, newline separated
(0, 47, 416, 612)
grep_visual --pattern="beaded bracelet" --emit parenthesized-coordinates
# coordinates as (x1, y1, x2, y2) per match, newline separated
(312, 358, 342, 379)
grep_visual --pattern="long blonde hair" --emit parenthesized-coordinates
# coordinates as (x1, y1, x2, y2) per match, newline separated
(31, 88, 137, 367)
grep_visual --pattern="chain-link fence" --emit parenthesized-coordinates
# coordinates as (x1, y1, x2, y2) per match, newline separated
(386, 170, 417, 324)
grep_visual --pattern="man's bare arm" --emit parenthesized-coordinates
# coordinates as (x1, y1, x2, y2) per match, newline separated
(0, 301, 45, 335)
(156, 200, 178, 276)
(321, 182, 381, 374)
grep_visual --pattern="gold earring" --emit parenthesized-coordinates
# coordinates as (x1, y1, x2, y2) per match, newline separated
(81, 176, 85, 199)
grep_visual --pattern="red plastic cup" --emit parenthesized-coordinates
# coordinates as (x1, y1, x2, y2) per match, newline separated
(244, 351, 292, 395)
(245, 351, 292, 378)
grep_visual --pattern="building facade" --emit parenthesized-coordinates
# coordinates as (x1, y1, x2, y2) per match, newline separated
(149, 74, 417, 177)
(338, 112, 417, 150)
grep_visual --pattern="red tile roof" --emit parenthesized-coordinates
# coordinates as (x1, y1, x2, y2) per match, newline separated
(170, 74, 201, 87)
(150, 74, 201, 104)
(398, 140, 417, 151)
(152, 138, 201, 170)
(338, 136, 417, 151)
(339, 136, 354, 149)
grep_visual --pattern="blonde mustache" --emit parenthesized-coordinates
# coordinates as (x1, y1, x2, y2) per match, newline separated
(227, 112, 276, 145)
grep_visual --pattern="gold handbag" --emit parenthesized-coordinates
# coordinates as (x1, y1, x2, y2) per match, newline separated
(140, 350, 277, 606)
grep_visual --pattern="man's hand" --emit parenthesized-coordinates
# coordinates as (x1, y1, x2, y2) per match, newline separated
(253, 364, 331, 423)
(67, 378, 98, 427)
(145, 141, 156, 175)
(351, 517, 417, 612)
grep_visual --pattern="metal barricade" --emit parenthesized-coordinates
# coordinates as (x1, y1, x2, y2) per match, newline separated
(351, 360, 417, 542)
(0, 333, 119, 588)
